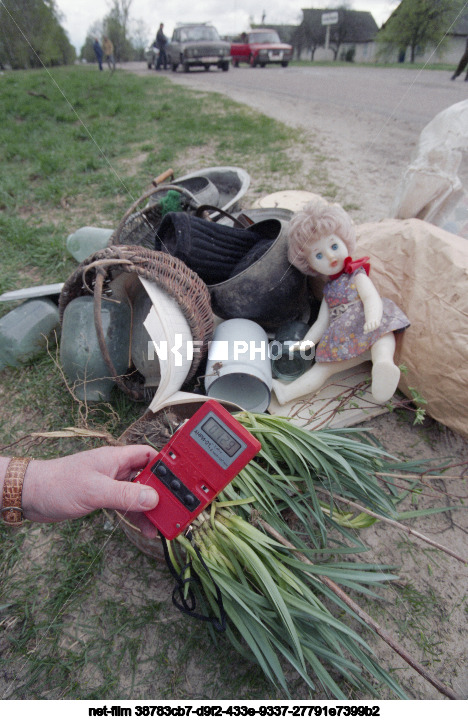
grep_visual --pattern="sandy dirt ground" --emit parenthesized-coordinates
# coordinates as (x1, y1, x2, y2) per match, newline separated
(123, 63, 468, 700)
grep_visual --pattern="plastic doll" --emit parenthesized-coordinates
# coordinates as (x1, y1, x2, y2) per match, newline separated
(272, 199, 409, 405)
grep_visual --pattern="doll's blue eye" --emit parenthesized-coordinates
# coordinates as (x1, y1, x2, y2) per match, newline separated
(331, 243, 338, 250)
(315, 252, 323, 260)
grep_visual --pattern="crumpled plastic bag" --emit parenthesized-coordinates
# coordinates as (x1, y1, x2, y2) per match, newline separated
(392, 100, 468, 239)
(356, 217, 468, 438)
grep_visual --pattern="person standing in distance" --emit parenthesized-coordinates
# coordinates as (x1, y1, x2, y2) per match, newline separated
(103, 36, 116, 71)
(93, 38, 103, 71)
(156, 22, 168, 70)
(451, 35, 468, 81)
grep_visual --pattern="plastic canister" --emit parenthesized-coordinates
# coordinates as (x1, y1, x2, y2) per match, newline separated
(60, 296, 131, 401)
(204, 318, 272, 413)
(0, 298, 60, 370)
(66, 227, 114, 263)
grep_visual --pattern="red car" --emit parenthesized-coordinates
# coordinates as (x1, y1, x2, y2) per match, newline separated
(231, 29, 293, 68)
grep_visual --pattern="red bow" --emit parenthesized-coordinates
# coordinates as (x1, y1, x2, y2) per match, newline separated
(330, 256, 370, 280)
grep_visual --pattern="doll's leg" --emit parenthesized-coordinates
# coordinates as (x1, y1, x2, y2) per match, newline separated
(272, 355, 366, 405)
(370, 332, 400, 403)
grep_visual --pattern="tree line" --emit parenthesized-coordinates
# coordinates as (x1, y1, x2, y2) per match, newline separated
(0, 0, 75, 69)
(0, 0, 466, 70)
(0, 0, 148, 70)
(377, 0, 465, 63)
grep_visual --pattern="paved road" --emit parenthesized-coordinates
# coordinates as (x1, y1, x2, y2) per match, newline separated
(125, 62, 467, 221)
(161, 63, 467, 129)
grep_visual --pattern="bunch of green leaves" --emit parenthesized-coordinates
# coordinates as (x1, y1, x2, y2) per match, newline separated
(166, 414, 424, 699)
(228, 413, 402, 548)
(173, 505, 403, 699)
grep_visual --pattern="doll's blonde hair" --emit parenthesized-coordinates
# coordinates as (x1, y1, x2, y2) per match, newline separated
(287, 198, 356, 276)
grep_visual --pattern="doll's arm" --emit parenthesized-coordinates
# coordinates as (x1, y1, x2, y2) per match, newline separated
(355, 273, 383, 333)
(290, 299, 330, 351)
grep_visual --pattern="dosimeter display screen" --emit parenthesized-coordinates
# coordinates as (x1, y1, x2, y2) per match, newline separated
(133, 400, 261, 539)
(200, 417, 241, 457)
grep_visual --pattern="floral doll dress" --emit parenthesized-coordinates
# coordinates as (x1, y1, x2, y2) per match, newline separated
(315, 267, 410, 363)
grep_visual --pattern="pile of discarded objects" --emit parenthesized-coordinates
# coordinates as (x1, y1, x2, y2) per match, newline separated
(1, 156, 467, 438)
(0, 166, 315, 416)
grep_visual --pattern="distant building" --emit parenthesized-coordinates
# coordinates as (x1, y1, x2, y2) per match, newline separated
(294, 8, 379, 62)
(379, 7, 468, 65)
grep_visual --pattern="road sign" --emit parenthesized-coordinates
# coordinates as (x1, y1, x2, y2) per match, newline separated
(321, 11, 339, 26)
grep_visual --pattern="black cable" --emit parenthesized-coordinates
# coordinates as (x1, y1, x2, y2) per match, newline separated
(160, 531, 226, 632)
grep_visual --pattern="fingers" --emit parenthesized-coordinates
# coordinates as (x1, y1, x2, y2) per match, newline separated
(92, 476, 159, 514)
(86, 445, 157, 480)
(364, 320, 379, 333)
(21, 446, 161, 524)
(114, 445, 157, 477)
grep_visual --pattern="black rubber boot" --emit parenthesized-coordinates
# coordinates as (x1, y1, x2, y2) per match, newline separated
(155, 212, 272, 284)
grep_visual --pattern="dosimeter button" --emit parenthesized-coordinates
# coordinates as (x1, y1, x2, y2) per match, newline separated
(184, 494, 197, 509)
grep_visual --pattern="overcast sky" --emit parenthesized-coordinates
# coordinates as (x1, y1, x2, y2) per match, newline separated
(54, 1, 399, 53)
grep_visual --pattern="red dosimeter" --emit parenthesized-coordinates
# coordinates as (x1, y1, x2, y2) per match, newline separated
(133, 400, 261, 540)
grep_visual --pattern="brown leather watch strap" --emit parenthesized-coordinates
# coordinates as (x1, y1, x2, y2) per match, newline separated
(1, 457, 33, 526)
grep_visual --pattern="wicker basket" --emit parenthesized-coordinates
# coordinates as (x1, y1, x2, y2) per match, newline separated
(59, 246, 213, 401)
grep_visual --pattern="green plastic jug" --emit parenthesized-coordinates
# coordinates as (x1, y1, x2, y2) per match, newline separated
(0, 298, 60, 370)
(66, 227, 114, 263)
(60, 296, 131, 401)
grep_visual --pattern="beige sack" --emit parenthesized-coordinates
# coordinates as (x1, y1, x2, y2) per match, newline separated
(356, 217, 468, 438)
(391, 100, 468, 239)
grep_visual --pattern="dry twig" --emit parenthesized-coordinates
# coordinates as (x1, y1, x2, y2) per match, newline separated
(315, 489, 468, 564)
(260, 520, 458, 700)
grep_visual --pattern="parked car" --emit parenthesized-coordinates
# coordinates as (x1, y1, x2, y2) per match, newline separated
(231, 29, 293, 68)
(168, 23, 230, 72)
(145, 43, 160, 69)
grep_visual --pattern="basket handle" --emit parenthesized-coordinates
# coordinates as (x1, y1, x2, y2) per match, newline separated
(195, 204, 252, 228)
(112, 185, 201, 245)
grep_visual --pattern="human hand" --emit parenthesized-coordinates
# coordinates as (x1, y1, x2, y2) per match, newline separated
(21, 445, 160, 538)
